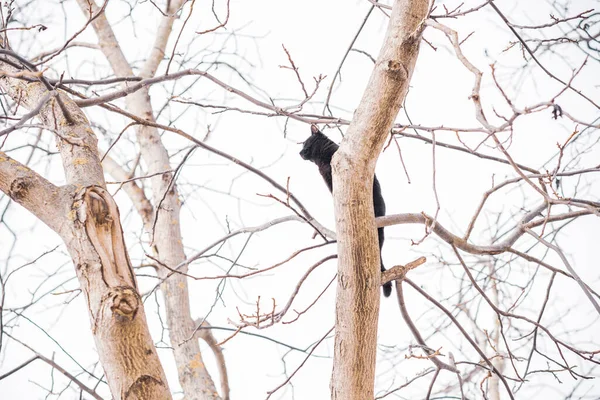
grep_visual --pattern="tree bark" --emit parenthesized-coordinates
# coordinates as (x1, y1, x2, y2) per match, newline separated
(329, 1, 429, 399)
(75, 1, 223, 398)
(0, 62, 171, 399)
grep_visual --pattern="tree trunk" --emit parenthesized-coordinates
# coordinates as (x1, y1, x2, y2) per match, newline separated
(0, 62, 171, 399)
(329, 1, 429, 399)
(74, 1, 223, 398)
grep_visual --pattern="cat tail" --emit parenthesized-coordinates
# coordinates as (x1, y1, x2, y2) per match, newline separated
(383, 281, 393, 297)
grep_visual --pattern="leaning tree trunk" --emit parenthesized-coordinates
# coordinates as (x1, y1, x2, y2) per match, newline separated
(74, 1, 223, 398)
(329, 1, 429, 399)
(0, 62, 171, 399)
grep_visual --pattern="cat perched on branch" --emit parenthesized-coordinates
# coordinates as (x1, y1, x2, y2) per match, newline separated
(300, 125, 392, 297)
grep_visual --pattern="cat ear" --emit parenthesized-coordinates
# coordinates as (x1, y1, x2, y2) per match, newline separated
(310, 124, 320, 135)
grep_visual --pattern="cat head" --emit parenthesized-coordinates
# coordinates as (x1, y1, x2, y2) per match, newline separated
(299, 125, 338, 162)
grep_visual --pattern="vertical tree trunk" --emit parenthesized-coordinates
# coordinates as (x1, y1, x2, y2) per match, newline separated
(330, 1, 429, 399)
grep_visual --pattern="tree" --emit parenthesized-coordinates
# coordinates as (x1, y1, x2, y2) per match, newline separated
(0, 0, 598, 399)
(329, 1, 429, 398)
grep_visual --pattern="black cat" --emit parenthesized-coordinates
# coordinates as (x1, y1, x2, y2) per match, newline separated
(300, 125, 392, 297)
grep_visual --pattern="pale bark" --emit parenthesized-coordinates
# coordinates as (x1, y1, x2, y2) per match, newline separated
(102, 155, 154, 230)
(487, 261, 504, 400)
(0, 151, 65, 234)
(0, 62, 171, 399)
(75, 1, 223, 398)
(329, 1, 429, 399)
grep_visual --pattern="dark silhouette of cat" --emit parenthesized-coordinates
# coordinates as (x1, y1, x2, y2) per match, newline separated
(300, 125, 392, 297)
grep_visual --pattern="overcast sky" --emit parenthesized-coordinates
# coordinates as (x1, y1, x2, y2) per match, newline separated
(1, 0, 599, 399)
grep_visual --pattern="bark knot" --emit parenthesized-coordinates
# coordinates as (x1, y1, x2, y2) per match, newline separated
(124, 374, 165, 400)
(9, 177, 32, 200)
(109, 286, 140, 321)
(88, 190, 111, 225)
(386, 59, 408, 81)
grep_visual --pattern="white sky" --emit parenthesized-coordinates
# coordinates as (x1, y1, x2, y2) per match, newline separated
(1, 0, 599, 399)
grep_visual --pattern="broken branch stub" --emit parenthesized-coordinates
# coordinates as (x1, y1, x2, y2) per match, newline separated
(76, 186, 138, 291)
